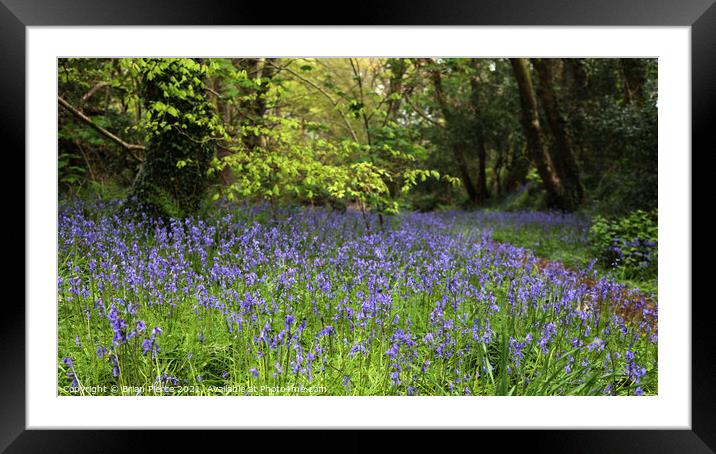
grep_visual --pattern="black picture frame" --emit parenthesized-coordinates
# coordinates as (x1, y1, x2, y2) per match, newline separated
(4, 0, 712, 451)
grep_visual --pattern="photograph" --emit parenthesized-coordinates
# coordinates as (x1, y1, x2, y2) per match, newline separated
(56, 56, 658, 397)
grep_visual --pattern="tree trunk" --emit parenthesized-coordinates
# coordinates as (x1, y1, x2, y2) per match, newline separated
(509, 58, 564, 209)
(532, 58, 584, 210)
(207, 77, 235, 185)
(455, 144, 479, 204)
(236, 58, 277, 152)
(476, 138, 489, 201)
(383, 58, 408, 126)
(428, 63, 479, 205)
(468, 68, 490, 202)
(494, 148, 504, 198)
(505, 136, 529, 192)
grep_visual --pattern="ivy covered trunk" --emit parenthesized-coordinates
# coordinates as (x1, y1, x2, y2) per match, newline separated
(130, 58, 215, 219)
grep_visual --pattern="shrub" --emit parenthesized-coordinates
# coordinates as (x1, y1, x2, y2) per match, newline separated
(590, 209, 657, 280)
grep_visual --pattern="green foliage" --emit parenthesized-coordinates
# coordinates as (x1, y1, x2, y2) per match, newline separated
(58, 151, 86, 190)
(78, 181, 129, 202)
(582, 101, 657, 214)
(56, 57, 657, 220)
(216, 120, 449, 217)
(224, 138, 350, 204)
(571, 59, 658, 215)
(58, 58, 143, 191)
(590, 209, 658, 281)
(207, 60, 452, 218)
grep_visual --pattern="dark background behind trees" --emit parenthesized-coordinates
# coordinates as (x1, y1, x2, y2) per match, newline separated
(58, 57, 657, 218)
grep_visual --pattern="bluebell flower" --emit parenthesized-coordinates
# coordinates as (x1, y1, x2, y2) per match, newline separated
(389, 370, 400, 385)
(587, 338, 605, 352)
(142, 339, 154, 355)
(385, 344, 399, 359)
(538, 322, 556, 354)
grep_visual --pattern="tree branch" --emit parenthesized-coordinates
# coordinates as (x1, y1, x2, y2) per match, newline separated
(349, 58, 372, 146)
(404, 97, 445, 129)
(80, 82, 108, 105)
(266, 60, 360, 143)
(74, 140, 97, 182)
(205, 86, 222, 99)
(58, 96, 144, 161)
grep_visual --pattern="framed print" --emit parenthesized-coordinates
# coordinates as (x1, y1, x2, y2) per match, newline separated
(4, 0, 713, 451)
